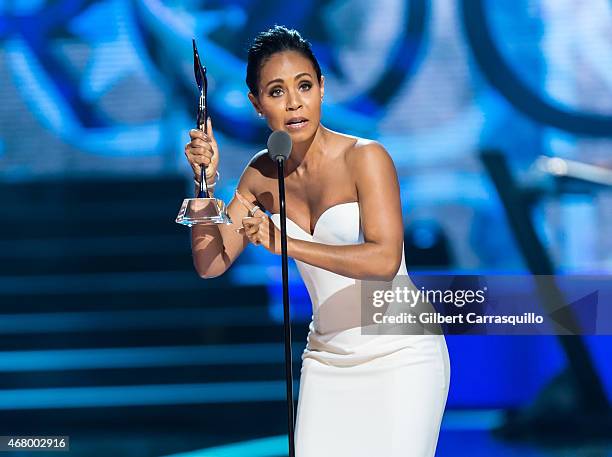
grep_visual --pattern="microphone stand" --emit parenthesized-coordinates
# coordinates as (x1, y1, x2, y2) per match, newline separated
(275, 157, 296, 457)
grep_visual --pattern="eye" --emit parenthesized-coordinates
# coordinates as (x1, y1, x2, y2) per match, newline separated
(299, 82, 312, 91)
(269, 87, 283, 97)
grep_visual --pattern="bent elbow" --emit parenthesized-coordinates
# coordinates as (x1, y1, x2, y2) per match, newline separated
(378, 254, 402, 282)
(377, 271, 396, 282)
(380, 273, 395, 282)
(194, 260, 226, 279)
(197, 268, 225, 279)
(198, 270, 219, 279)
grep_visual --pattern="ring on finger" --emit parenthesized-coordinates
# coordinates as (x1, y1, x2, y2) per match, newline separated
(249, 205, 261, 217)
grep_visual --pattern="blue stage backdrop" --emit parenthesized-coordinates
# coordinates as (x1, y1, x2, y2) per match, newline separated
(1, 0, 611, 273)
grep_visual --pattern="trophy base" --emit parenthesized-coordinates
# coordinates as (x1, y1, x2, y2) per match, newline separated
(175, 197, 232, 226)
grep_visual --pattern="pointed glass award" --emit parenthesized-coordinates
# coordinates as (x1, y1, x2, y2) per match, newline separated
(176, 38, 232, 227)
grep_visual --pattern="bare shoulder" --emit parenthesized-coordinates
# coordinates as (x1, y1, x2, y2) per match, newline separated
(343, 136, 395, 171)
(236, 149, 275, 203)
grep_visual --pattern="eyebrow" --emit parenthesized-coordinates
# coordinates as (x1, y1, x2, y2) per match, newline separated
(265, 72, 312, 88)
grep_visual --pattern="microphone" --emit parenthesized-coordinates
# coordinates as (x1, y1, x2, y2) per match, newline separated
(267, 130, 292, 161)
(267, 129, 296, 457)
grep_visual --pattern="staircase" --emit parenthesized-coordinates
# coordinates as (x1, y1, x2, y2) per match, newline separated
(0, 177, 306, 454)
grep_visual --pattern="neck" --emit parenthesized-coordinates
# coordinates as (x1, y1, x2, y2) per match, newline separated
(285, 124, 326, 175)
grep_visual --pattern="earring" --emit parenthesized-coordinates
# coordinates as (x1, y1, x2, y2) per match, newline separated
(257, 112, 264, 118)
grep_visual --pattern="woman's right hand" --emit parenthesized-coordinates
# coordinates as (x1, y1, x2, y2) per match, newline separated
(185, 117, 219, 184)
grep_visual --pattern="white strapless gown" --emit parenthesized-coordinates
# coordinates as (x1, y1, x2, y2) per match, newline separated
(271, 202, 451, 457)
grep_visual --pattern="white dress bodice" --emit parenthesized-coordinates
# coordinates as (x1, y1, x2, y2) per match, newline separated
(271, 202, 421, 367)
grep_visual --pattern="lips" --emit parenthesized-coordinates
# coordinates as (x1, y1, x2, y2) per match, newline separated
(285, 117, 309, 130)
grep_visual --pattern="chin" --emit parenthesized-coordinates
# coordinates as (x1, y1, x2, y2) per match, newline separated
(286, 129, 309, 140)
(284, 123, 318, 143)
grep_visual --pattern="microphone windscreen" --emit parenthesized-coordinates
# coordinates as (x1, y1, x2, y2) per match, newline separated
(267, 130, 292, 161)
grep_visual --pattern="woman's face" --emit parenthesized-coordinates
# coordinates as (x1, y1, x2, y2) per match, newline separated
(249, 50, 324, 143)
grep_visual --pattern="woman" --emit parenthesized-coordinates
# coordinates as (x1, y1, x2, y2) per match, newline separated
(185, 26, 450, 457)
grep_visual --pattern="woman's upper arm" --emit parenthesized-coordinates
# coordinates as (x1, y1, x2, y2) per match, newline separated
(350, 141, 404, 274)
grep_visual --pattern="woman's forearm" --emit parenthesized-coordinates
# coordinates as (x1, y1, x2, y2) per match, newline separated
(287, 238, 402, 281)
(190, 187, 230, 278)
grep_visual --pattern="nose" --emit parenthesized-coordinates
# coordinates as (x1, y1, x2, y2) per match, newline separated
(285, 89, 302, 111)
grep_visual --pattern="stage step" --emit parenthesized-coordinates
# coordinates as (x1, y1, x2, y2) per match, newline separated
(0, 177, 305, 436)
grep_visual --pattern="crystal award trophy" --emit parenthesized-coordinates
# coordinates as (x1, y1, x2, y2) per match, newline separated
(176, 39, 232, 227)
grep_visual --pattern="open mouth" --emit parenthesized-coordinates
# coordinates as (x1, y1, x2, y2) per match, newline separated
(285, 117, 309, 129)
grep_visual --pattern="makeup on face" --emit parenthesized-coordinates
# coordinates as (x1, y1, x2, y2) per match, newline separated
(257, 51, 322, 138)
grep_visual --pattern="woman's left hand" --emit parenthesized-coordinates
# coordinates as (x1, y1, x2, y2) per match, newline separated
(239, 209, 282, 255)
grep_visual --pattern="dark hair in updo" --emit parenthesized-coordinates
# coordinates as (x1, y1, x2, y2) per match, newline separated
(246, 25, 322, 97)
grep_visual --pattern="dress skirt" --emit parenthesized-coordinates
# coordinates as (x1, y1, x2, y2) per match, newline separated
(294, 334, 451, 457)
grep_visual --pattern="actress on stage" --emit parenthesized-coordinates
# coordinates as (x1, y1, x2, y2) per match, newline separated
(185, 25, 450, 457)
